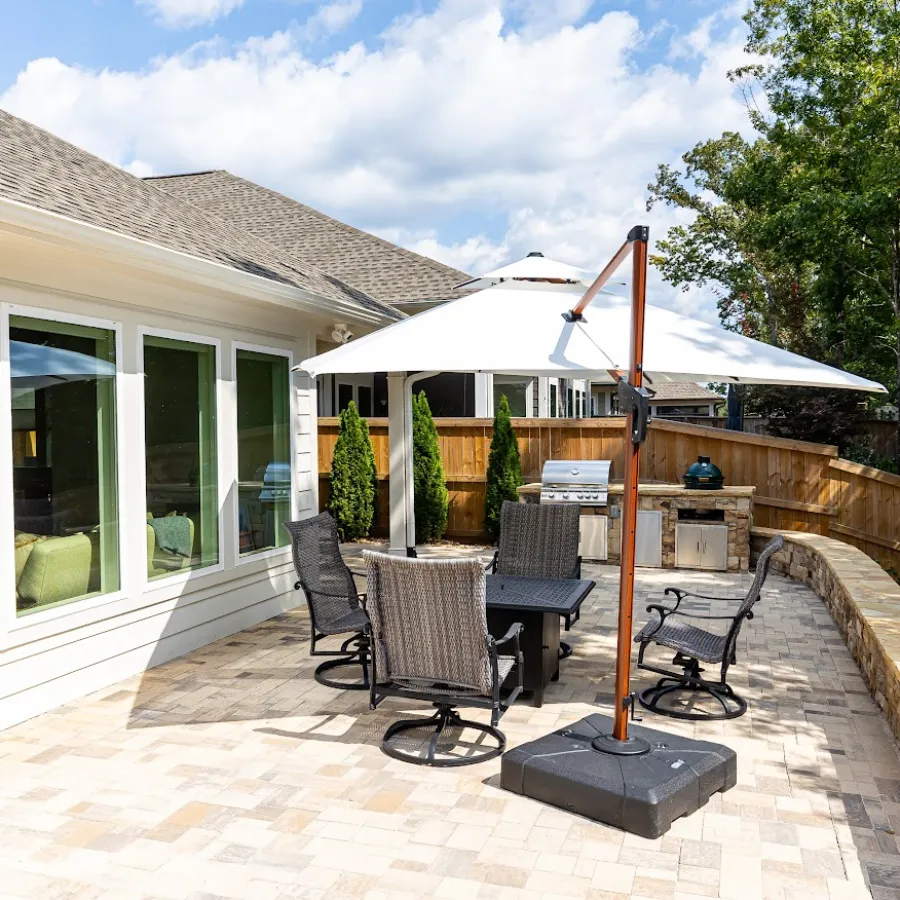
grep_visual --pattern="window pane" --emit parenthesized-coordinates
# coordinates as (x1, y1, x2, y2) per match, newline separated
(237, 349, 291, 556)
(493, 379, 528, 417)
(337, 383, 353, 413)
(10, 316, 119, 616)
(550, 384, 558, 417)
(358, 385, 372, 418)
(144, 336, 218, 580)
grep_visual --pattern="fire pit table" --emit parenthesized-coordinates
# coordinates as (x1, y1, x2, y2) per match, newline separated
(487, 574, 595, 707)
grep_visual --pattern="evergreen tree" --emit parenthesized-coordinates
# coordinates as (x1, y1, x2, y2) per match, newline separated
(328, 401, 375, 541)
(484, 394, 522, 538)
(413, 391, 448, 543)
(360, 415, 379, 530)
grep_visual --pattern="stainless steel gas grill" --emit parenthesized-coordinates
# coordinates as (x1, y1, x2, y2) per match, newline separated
(539, 460, 612, 506)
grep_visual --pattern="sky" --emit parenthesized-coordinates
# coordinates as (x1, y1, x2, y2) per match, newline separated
(0, 0, 755, 320)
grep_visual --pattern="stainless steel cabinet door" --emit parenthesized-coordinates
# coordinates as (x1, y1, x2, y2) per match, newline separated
(635, 510, 662, 568)
(676, 523, 728, 571)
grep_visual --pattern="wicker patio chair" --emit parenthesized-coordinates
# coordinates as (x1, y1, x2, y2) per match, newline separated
(284, 513, 370, 691)
(634, 535, 784, 720)
(488, 500, 582, 659)
(364, 551, 523, 767)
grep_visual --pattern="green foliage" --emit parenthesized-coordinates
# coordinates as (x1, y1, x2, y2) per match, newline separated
(328, 401, 376, 541)
(413, 391, 448, 543)
(484, 395, 523, 538)
(360, 415, 379, 527)
(647, 0, 900, 463)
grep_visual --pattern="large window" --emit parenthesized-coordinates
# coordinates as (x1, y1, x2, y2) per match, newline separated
(143, 335, 218, 580)
(10, 315, 119, 615)
(236, 348, 291, 556)
(493, 377, 529, 417)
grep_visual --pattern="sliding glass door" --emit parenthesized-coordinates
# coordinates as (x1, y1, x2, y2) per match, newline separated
(143, 334, 219, 579)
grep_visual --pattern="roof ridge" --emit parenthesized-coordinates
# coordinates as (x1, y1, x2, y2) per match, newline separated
(163, 170, 472, 283)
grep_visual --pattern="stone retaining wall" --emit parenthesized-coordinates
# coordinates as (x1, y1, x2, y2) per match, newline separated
(752, 527, 900, 742)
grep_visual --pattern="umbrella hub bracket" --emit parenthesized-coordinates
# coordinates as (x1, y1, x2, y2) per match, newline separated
(617, 380, 650, 445)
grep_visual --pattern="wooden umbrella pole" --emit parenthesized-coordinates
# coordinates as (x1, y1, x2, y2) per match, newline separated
(612, 229, 649, 743)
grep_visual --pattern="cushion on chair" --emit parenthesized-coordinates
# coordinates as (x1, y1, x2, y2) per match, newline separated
(16, 533, 99, 609)
(635, 619, 727, 664)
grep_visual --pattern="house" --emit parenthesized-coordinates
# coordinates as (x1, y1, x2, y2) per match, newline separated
(145, 170, 497, 417)
(148, 171, 590, 421)
(590, 381, 723, 417)
(0, 109, 398, 729)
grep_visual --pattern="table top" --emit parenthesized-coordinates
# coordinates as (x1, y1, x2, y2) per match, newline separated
(486, 575, 595, 615)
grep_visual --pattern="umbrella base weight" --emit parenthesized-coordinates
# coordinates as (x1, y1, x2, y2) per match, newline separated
(500, 713, 736, 839)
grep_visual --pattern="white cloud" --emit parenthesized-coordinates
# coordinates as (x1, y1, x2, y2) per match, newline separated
(2, 0, 752, 318)
(136, 0, 245, 29)
(298, 1, 364, 42)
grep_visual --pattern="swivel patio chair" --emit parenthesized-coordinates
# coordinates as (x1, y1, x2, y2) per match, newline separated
(284, 513, 370, 691)
(364, 551, 523, 767)
(488, 500, 582, 659)
(634, 534, 784, 721)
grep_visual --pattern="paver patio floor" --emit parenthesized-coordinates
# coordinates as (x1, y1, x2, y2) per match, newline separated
(2, 552, 900, 900)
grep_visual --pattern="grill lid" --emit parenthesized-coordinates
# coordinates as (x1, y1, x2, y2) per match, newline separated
(541, 460, 611, 487)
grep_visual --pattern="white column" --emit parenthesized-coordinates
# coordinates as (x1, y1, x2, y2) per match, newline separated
(474, 373, 493, 418)
(387, 372, 411, 555)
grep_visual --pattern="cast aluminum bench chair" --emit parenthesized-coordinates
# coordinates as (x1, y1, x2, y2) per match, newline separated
(488, 500, 582, 660)
(634, 534, 784, 721)
(284, 513, 370, 691)
(364, 551, 523, 767)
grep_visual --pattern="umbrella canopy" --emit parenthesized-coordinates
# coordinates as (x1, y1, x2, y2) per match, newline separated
(301, 281, 886, 393)
(11, 340, 115, 390)
(455, 252, 600, 291)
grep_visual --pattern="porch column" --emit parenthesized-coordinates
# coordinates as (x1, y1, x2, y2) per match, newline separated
(387, 372, 412, 555)
(474, 373, 493, 418)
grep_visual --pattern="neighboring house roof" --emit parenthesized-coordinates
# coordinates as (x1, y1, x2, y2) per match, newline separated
(147, 170, 472, 305)
(649, 383, 723, 403)
(0, 109, 400, 322)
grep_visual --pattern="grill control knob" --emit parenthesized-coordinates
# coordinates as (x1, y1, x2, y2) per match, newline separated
(562, 492, 569, 500)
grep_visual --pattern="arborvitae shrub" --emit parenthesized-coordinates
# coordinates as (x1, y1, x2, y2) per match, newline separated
(329, 401, 375, 540)
(413, 391, 449, 543)
(484, 394, 523, 538)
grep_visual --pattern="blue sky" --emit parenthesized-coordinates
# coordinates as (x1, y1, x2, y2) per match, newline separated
(0, 0, 752, 317)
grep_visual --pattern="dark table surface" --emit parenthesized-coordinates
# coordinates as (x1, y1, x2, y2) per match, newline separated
(486, 575, 595, 615)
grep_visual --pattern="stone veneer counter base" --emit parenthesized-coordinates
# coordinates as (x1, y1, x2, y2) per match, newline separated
(753, 526, 900, 744)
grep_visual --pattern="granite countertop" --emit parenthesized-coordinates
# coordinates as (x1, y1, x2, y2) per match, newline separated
(518, 482, 756, 499)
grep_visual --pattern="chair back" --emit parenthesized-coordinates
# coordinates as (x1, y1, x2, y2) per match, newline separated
(363, 551, 492, 695)
(496, 500, 580, 580)
(283, 513, 361, 633)
(724, 534, 784, 661)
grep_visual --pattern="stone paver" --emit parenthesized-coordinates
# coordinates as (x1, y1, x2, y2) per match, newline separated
(1, 551, 899, 900)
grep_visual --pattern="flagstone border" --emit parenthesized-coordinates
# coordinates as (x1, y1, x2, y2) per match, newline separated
(752, 526, 900, 742)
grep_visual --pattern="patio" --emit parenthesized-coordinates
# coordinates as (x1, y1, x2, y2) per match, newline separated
(0, 553, 897, 900)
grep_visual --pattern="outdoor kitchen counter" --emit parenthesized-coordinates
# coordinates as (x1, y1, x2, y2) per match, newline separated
(517, 482, 755, 572)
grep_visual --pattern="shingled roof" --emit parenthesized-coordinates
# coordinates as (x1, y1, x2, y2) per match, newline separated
(649, 382, 723, 403)
(0, 110, 400, 322)
(147, 170, 471, 306)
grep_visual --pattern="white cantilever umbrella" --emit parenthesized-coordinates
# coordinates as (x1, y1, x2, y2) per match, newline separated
(300, 226, 885, 761)
(455, 251, 600, 291)
(302, 279, 884, 392)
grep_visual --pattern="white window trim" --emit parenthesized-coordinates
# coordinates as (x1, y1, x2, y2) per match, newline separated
(1, 302, 128, 640)
(232, 341, 296, 568)
(137, 326, 227, 590)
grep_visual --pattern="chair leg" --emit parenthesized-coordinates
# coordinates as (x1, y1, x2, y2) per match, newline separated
(637, 653, 748, 721)
(313, 635, 370, 691)
(381, 704, 505, 767)
(558, 641, 573, 661)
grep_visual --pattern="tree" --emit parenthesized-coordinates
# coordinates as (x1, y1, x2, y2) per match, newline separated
(328, 401, 375, 541)
(484, 394, 523, 538)
(648, 0, 900, 459)
(413, 391, 448, 543)
(360, 415, 379, 530)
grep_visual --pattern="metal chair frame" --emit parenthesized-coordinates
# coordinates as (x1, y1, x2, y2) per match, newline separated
(635, 535, 784, 721)
(284, 514, 371, 691)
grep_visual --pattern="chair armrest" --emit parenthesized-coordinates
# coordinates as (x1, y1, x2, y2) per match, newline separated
(663, 609, 741, 622)
(492, 622, 524, 647)
(484, 550, 499, 573)
(665, 587, 740, 604)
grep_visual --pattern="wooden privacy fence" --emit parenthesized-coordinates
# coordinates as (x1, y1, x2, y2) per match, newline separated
(317, 416, 900, 573)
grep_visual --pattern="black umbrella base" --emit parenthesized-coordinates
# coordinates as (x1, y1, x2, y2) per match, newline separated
(500, 713, 736, 839)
